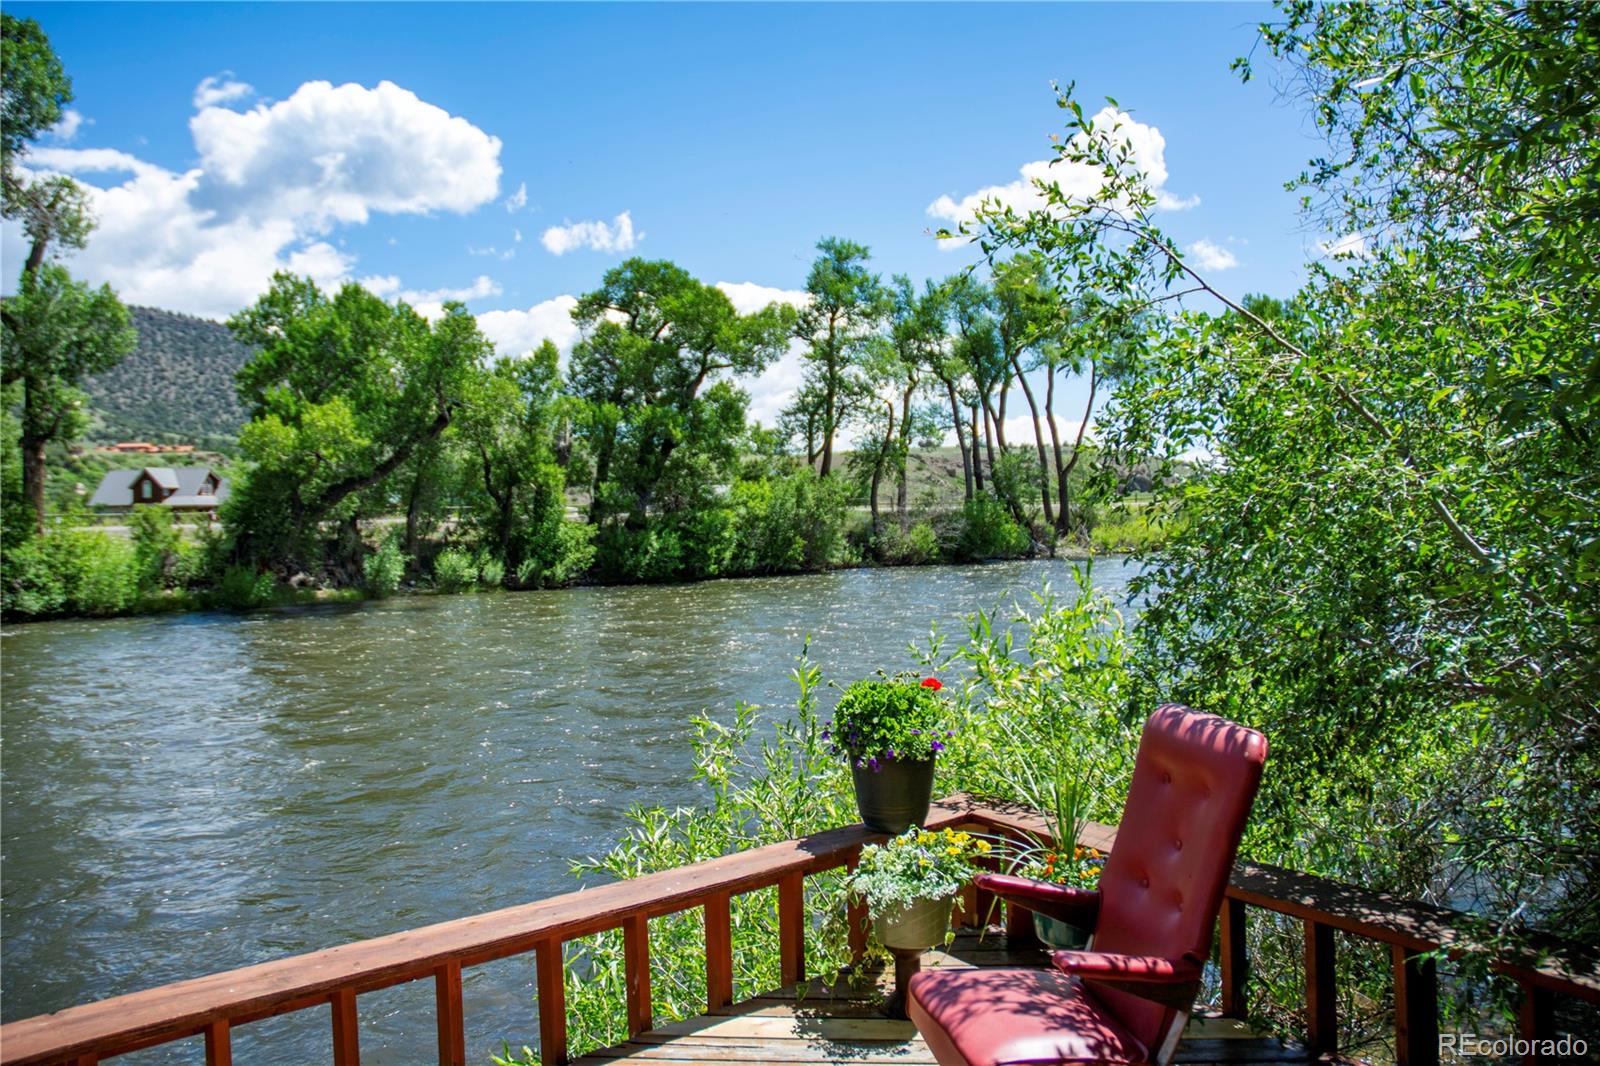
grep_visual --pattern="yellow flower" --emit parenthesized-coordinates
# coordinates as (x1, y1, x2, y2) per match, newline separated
(946, 846, 961, 856)
(919, 857, 932, 867)
(976, 840, 991, 853)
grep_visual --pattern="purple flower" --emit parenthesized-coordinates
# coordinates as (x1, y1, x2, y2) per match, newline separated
(886, 748, 895, 760)
(931, 741, 945, 753)
(821, 729, 831, 740)
(910, 729, 921, 735)
(945, 730, 955, 738)
(868, 757, 880, 771)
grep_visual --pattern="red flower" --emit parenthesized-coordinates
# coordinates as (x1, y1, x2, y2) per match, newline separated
(921, 677, 943, 690)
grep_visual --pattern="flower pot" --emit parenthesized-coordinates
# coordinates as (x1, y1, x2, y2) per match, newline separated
(874, 895, 955, 951)
(851, 756, 935, 834)
(1033, 912, 1092, 950)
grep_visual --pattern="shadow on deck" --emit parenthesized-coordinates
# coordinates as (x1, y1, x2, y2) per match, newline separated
(575, 930, 1311, 1066)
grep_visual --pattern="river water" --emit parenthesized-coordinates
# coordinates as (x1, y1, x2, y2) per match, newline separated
(0, 557, 1139, 1063)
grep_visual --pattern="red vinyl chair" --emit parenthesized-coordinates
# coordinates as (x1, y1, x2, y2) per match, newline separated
(908, 704, 1268, 1066)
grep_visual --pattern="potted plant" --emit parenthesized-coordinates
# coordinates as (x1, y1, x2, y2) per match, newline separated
(1015, 844, 1106, 949)
(825, 675, 952, 834)
(846, 827, 988, 1017)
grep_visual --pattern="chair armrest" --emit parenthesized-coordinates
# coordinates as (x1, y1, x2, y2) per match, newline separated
(973, 874, 1100, 926)
(1049, 950, 1203, 984)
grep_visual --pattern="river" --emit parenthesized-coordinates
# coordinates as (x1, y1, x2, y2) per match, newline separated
(0, 557, 1139, 1063)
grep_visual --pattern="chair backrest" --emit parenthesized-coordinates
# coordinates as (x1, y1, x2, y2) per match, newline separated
(1088, 704, 1268, 1059)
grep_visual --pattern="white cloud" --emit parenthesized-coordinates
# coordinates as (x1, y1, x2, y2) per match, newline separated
(47, 109, 85, 143)
(927, 106, 1196, 249)
(1185, 239, 1239, 272)
(714, 280, 810, 315)
(193, 74, 254, 110)
(396, 275, 502, 319)
(476, 295, 582, 357)
(1318, 233, 1370, 259)
(541, 210, 638, 256)
(505, 181, 527, 212)
(4, 80, 503, 320)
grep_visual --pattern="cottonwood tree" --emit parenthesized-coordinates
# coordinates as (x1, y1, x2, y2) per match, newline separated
(568, 259, 792, 530)
(787, 238, 889, 477)
(455, 341, 579, 587)
(226, 276, 484, 574)
(0, 15, 134, 534)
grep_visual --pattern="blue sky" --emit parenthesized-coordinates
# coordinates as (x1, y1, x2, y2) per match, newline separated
(5, 2, 1329, 428)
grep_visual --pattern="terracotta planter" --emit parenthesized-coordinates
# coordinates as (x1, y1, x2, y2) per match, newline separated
(851, 756, 935, 834)
(1033, 912, 1092, 950)
(873, 895, 955, 951)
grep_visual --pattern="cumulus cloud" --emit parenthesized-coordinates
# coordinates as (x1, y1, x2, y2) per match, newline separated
(193, 74, 254, 110)
(476, 295, 582, 357)
(4, 80, 503, 320)
(1318, 233, 1370, 259)
(1186, 239, 1239, 272)
(541, 211, 637, 256)
(927, 106, 1196, 249)
(47, 109, 85, 142)
(505, 181, 527, 212)
(714, 280, 810, 315)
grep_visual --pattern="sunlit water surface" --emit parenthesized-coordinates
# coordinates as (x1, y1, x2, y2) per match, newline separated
(1, 557, 1139, 1063)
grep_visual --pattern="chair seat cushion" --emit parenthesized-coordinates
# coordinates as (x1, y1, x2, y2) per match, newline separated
(908, 967, 1150, 1066)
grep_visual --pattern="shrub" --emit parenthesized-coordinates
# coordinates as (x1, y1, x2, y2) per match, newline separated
(432, 547, 479, 592)
(728, 472, 850, 574)
(1, 537, 66, 617)
(207, 564, 275, 611)
(362, 535, 409, 598)
(876, 520, 941, 565)
(129, 506, 183, 593)
(477, 554, 505, 590)
(953, 493, 1031, 561)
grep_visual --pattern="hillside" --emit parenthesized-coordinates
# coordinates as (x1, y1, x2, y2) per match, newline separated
(84, 306, 253, 450)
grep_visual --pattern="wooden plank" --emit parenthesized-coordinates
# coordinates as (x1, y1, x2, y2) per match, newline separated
(434, 960, 466, 1066)
(331, 988, 360, 1066)
(203, 1019, 231, 1066)
(1219, 896, 1249, 1018)
(778, 873, 805, 987)
(1392, 944, 1437, 1066)
(0, 797, 985, 1066)
(704, 892, 733, 1012)
(1303, 920, 1336, 1057)
(625, 914, 653, 1036)
(537, 938, 569, 1066)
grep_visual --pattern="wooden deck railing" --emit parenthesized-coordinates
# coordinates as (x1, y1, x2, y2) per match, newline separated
(3, 796, 1596, 1066)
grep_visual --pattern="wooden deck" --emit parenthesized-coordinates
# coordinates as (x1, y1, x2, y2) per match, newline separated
(574, 930, 1313, 1066)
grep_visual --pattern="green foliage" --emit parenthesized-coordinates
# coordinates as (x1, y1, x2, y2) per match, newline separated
(0, 526, 138, 618)
(845, 827, 986, 912)
(728, 471, 851, 574)
(952, 493, 1031, 561)
(875, 520, 940, 566)
(206, 564, 275, 611)
(129, 505, 183, 593)
(224, 275, 487, 573)
(362, 534, 408, 598)
(828, 677, 950, 768)
(0, 14, 71, 173)
(431, 547, 478, 593)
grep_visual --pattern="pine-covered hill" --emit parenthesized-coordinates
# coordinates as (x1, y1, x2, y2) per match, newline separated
(83, 306, 254, 450)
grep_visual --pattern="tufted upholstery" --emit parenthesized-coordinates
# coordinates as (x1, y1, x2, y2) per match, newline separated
(908, 704, 1267, 1066)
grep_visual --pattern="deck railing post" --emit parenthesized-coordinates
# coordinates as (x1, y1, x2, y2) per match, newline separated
(1303, 919, 1337, 1057)
(846, 865, 869, 965)
(624, 914, 653, 1036)
(203, 1019, 232, 1066)
(1392, 945, 1438, 1066)
(1219, 896, 1248, 1018)
(778, 872, 805, 987)
(705, 891, 734, 1011)
(434, 960, 466, 1066)
(331, 988, 360, 1066)
(535, 938, 568, 1066)
(1518, 980, 1555, 1066)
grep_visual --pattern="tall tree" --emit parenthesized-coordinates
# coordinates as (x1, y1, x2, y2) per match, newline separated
(0, 16, 132, 533)
(226, 276, 483, 572)
(992, 255, 1065, 528)
(789, 238, 888, 477)
(456, 342, 572, 586)
(569, 259, 791, 527)
(0, 266, 135, 532)
(885, 277, 946, 528)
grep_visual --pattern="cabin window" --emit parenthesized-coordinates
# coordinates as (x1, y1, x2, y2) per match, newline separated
(138, 480, 152, 501)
